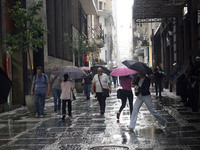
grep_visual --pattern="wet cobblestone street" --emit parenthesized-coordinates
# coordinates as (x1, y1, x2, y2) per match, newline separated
(0, 87, 200, 150)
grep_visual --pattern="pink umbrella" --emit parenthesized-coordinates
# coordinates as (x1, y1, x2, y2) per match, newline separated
(110, 67, 137, 76)
(79, 66, 90, 71)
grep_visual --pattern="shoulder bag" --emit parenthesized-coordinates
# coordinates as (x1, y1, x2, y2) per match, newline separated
(98, 75, 109, 97)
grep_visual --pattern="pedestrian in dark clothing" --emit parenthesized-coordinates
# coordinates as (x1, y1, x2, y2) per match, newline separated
(187, 57, 200, 112)
(82, 70, 93, 100)
(129, 72, 166, 130)
(177, 73, 188, 104)
(153, 66, 163, 98)
(116, 76, 133, 120)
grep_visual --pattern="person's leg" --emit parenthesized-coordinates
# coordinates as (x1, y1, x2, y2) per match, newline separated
(52, 88, 58, 111)
(62, 100, 67, 117)
(101, 96, 106, 114)
(144, 95, 166, 126)
(118, 93, 127, 113)
(130, 96, 143, 129)
(57, 89, 62, 110)
(159, 81, 162, 97)
(85, 84, 89, 100)
(87, 84, 91, 100)
(155, 82, 158, 97)
(84, 84, 87, 97)
(40, 93, 46, 116)
(67, 100, 72, 116)
(34, 92, 40, 115)
(127, 91, 134, 115)
(117, 91, 127, 119)
(96, 93, 105, 114)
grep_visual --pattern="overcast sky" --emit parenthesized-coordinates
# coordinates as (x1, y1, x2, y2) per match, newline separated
(116, 0, 133, 65)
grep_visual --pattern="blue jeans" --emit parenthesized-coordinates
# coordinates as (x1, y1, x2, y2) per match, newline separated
(130, 94, 166, 129)
(84, 84, 91, 100)
(34, 91, 46, 115)
(52, 88, 61, 110)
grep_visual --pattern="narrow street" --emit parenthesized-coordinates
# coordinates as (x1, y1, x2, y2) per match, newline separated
(0, 87, 200, 150)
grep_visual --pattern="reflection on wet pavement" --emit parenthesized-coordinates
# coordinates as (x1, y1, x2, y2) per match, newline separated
(0, 88, 200, 150)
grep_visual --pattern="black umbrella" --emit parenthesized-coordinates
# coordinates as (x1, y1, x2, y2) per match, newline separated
(91, 65, 111, 75)
(0, 67, 12, 104)
(122, 60, 152, 74)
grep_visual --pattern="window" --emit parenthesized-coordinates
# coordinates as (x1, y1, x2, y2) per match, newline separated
(99, 2, 102, 10)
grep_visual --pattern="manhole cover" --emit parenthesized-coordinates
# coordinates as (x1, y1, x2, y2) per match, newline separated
(90, 145, 129, 150)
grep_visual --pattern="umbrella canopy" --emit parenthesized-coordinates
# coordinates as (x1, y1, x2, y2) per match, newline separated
(57, 66, 87, 79)
(79, 66, 90, 71)
(169, 62, 189, 84)
(91, 65, 111, 75)
(0, 67, 12, 104)
(110, 67, 137, 76)
(122, 60, 152, 74)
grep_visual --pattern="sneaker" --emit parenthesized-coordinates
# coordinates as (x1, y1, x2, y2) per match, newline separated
(127, 125, 134, 131)
(35, 113, 39, 117)
(40, 115, 44, 118)
(62, 115, 66, 120)
(100, 111, 104, 115)
(117, 112, 120, 120)
(158, 122, 167, 130)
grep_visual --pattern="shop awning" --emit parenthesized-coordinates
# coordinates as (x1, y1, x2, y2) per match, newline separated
(133, 0, 186, 23)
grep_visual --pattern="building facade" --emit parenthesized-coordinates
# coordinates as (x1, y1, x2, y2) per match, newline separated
(133, 0, 200, 111)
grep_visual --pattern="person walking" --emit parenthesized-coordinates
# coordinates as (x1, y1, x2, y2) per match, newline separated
(60, 74, 74, 120)
(129, 72, 166, 130)
(31, 66, 50, 117)
(82, 70, 93, 100)
(91, 67, 111, 115)
(153, 66, 163, 98)
(112, 76, 118, 88)
(50, 67, 62, 112)
(116, 75, 133, 120)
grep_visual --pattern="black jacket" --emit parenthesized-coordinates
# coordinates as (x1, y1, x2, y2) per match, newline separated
(134, 76, 151, 96)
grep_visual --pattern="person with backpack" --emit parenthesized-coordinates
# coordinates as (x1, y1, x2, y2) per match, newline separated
(31, 66, 50, 117)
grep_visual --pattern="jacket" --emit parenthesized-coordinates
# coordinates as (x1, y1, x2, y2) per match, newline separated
(60, 81, 73, 100)
(134, 76, 151, 96)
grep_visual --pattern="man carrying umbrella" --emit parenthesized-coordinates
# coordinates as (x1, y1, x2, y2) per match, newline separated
(91, 67, 111, 115)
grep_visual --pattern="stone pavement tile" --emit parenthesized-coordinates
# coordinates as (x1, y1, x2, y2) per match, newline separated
(0, 88, 200, 149)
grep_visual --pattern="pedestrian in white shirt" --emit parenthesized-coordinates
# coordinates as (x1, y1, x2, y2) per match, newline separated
(91, 67, 111, 115)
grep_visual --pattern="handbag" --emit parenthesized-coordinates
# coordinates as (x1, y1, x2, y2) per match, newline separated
(70, 90, 76, 101)
(117, 89, 123, 99)
(98, 75, 109, 97)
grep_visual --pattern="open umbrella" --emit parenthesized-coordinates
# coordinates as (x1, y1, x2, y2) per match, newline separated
(57, 66, 87, 79)
(79, 66, 90, 71)
(122, 60, 152, 74)
(169, 62, 189, 84)
(110, 67, 137, 76)
(91, 65, 111, 75)
(0, 67, 12, 104)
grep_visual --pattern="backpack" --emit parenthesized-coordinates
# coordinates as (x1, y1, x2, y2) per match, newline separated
(34, 74, 47, 83)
